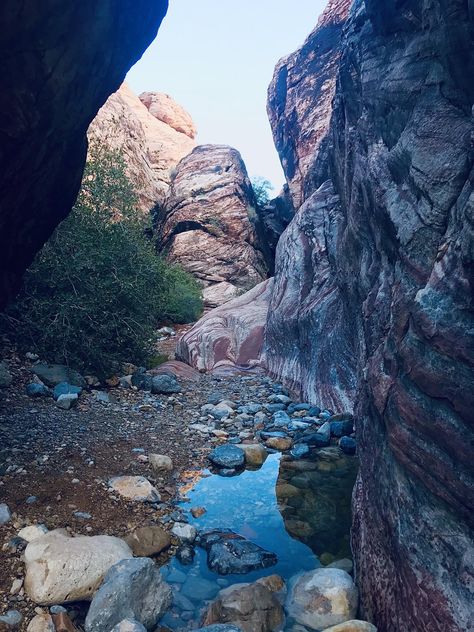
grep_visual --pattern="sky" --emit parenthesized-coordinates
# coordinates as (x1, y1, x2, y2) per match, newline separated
(127, 0, 327, 191)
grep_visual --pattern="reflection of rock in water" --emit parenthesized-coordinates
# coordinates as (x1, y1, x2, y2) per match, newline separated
(276, 447, 358, 559)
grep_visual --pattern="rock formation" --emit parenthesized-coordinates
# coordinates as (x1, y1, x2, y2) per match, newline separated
(176, 279, 273, 373)
(264, 0, 474, 630)
(89, 83, 195, 213)
(157, 145, 269, 307)
(0, 0, 169, 308)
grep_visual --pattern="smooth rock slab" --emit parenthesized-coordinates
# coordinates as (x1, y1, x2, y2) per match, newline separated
(24, 530, 132, 605)
(198, 529, 277, 575)
(286, 568, 358, 630)
(208, 444, 245, 469)
(85, 558, 172, 632)
(109, 476, 160, 503)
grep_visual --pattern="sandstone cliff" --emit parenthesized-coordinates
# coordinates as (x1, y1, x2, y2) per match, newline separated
(89, 83, 195, 213)
(265, 0, 474, 630)
(0, 0, 168, 308)
(157, 145, 269, 307)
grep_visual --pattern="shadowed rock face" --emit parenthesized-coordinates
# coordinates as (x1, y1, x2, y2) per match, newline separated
(266, 0, 474, 630)
(157, 145, 269, 307)
(0, 0, 168, 308)
(89, 83, 195, 213)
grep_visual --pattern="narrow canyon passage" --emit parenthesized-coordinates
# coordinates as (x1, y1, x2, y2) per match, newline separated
(0, 1, 472, 632)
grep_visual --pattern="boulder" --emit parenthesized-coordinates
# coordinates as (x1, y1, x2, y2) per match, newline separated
(265, 436, 292, 451)
(124, 526, 171, 557)
(339, 437, 356, 456)
(171, 522, 197, 543)
(26, 383, 51, 398)
(52, 382, 82, 400)
(18, 524, 48, 542)
(31, 364, 85, 388)
(0, 611, 22, 630)
(286, 568, 358, 630)
(84, 558, 172, 632)
(198, 529, 277, 575)
(24, 530, 132, 605)
(203, 579, 284, 632)
(55, 393, 78, 410)
(109, 476, 160, 503)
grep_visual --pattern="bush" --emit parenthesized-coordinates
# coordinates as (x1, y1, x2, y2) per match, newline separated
(251, 176, 274, 207)
(2, 146, 202, 376)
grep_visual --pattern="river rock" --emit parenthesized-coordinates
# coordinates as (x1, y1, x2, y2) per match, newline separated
(125, 526, 171, 557)
(265, 436, 293, 451)
(286, 568, 357, 630)
(149, 454, 173, 474)
(0, 503, 11, 525)
(321, 622, 377, 632)
(0, 611, 22, 630)
(84, 558, 172, 632)
(209, 445, 245, 469)
(131, 371, 153, 391)
(330, 421, 353, 438)
(198, 529, 277, 575)
(55, 393, 78, 410)
(26, 383, 51, 398)
(110, 620, 147, 632)
(240, 444, 268, 467)
(24, 530, 132, 605)
(176, 545, 195, 565)
(339, 437, 356, 455)
(52, 382, 82, 400)
(31, 364, 85, 388)
(151, 374, 181, 394)
(203, 580, 284, 632)
(171, 522, 197, 543)
(26, 614, 55, 632)
(109, 476, 160, 503)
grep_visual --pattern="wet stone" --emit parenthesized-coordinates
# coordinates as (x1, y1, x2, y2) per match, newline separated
(198, 529, 277, 575)
(208, 444, 245, 469)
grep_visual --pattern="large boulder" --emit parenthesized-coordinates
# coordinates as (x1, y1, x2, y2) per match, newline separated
(24, 530, 133, 605)
(265, 0, 474, 629)
(31, 364, 85, 388)
(85, 558, 172, 632)
(0, 0, 168, 307)
(203, 579, 284, 632)
(286, 568, 358, 630)
(157, 144, 269, 307)
(177, 278, 273, 373)
(89, 83, 195, 213)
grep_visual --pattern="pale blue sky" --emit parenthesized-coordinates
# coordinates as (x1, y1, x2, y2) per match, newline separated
(127, 0, 327, 190)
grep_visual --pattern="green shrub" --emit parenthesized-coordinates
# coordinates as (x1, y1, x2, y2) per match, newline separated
(2, 145, 202, 376)
(251, 176, 274, 207)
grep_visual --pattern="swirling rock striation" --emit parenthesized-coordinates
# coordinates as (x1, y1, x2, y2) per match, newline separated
(0, 0, 168, 308)
(157, 145, 269, 307)
(266, 0, 474, 630)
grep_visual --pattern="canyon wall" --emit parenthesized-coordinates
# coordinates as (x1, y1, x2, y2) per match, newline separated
(266, 0, 474, 631)
(157, 145, 269, 307)
(0, 0, 168, 308)
(89, 83, 195, 213)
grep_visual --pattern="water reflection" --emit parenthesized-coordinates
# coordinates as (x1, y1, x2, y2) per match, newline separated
(160, 450, 358, 630)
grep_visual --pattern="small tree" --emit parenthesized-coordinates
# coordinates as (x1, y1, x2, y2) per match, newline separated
(251, 176, 274, 207)
(2, 145, 202, 376)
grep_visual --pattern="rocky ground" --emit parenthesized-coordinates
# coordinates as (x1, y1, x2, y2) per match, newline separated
(0, 331, 367, 632)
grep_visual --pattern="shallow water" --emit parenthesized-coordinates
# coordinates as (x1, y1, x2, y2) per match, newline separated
(160, 451, 358, 630)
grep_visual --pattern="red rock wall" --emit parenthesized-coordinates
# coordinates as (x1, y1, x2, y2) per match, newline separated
(266, 0, 474, 629)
